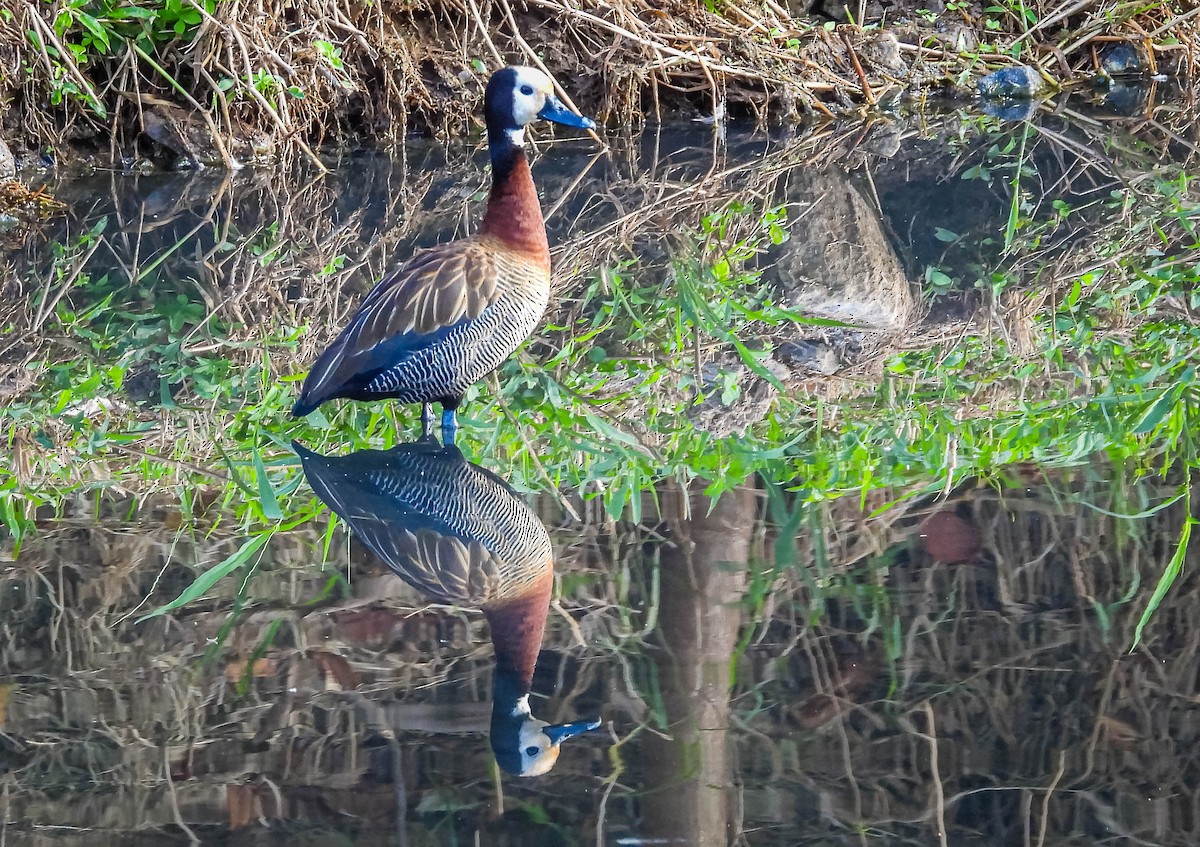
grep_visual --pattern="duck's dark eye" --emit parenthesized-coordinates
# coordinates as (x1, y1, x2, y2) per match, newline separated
(520, 85, 534, 96)
(525, 745, 539, 756)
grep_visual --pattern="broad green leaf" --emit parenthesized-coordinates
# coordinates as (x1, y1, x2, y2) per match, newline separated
(137, 533, 272, 622)
(1133, 385, 1182, 435)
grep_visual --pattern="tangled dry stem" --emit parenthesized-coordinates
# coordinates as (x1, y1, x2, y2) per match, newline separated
(0, 0, 1197, 160)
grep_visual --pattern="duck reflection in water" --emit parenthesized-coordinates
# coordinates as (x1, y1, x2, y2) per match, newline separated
(294, 438, 600, 776)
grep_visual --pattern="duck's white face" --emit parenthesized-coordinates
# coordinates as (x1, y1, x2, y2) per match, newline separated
(508, 66, 556, 128)
(515, 716, 561, 777)
(494, 692, 600, 777)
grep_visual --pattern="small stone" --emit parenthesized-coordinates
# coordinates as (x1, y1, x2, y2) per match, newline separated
(777, 340, 840, 375)
(939, 23, 977, 53)
(977, 65, 1046, 99)
(860, 32, 905, 75)
(0, 139, 13, 180)
(1100, 43, 1144, 77)
(125, 157, 157, 174)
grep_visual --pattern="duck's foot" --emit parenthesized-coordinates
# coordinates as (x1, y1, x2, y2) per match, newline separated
(441, 407, 458, 447)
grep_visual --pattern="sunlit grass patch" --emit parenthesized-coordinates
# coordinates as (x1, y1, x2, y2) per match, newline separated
(2, 113, 1199, 634)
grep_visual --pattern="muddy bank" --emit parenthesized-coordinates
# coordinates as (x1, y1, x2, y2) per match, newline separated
(0, 0, 1196, 168)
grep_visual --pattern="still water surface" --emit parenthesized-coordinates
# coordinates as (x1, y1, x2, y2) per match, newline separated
(2, 100, 1199, 845)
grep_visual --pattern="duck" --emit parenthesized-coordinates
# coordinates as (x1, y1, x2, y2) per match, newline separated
(294, 438, 601, 776)
(291, 67, 596, 445)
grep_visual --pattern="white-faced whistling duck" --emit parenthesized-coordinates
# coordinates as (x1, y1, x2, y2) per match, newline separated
(291, 67, 596, 444)
(294, 439, 601, 776)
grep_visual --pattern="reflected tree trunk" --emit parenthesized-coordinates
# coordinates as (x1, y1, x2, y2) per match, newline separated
(641, 479, 756, 846)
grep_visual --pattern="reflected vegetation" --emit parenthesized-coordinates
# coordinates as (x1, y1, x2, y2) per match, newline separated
(3, 97, 1200, 843)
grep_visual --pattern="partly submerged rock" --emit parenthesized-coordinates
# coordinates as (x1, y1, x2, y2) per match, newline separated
(1100, 42, 1144, 77)
(763, 169, 914, 330)
(977, 66, 1046, 99)
(142, 104, 210, 166)
(141, 102, 274, 168)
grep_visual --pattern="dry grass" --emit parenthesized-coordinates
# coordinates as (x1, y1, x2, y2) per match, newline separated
(1, 0, 1197, 161)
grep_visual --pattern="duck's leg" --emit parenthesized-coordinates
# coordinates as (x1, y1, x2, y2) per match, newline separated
(420, 403, 433, 439)
(441, 406, 458, 447)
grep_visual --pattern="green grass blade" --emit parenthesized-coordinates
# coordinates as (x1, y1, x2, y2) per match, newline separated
(137, 532, 272, 622)
(1131, 512, 1193, 650)
(253, 449, 283, 520)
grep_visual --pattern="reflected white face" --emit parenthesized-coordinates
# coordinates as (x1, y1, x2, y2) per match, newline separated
(516, 716, 560, 777)
(508, 66, 555, 130)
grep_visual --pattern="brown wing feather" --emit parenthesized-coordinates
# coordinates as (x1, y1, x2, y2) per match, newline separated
(353, 240, 499, 352)
(373, 527, 504, 606)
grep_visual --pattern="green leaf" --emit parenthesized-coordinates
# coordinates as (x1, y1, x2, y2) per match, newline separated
(254, 449, 283, 520)
(1062, 276, 1082, 310)
(925, 267, 954, 290)
(137, 533, 271, 622)
(115, 6, 157, 19)
(1133, 384, 1182, 435)
(77, 12, 111, 50)
(1131, 515, 1193, 649)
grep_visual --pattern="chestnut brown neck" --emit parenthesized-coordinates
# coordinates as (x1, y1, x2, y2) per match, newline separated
(482, 568, 553, 690)
(479, 145, 551, 266)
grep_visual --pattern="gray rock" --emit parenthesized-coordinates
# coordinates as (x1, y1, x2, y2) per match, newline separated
(977, 65, 1046, 99)
(141, 103, 272, 168)
(1100, 43, 1144, 77)
(0, 139, 14, 180)
(762, 169, 915, 330)
(777, 340, 840, 375)
(937, 23, 977, 53)
(860, 32, 906, 75)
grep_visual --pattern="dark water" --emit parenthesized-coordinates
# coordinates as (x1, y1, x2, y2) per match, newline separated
(3, 101, 1200, 845)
